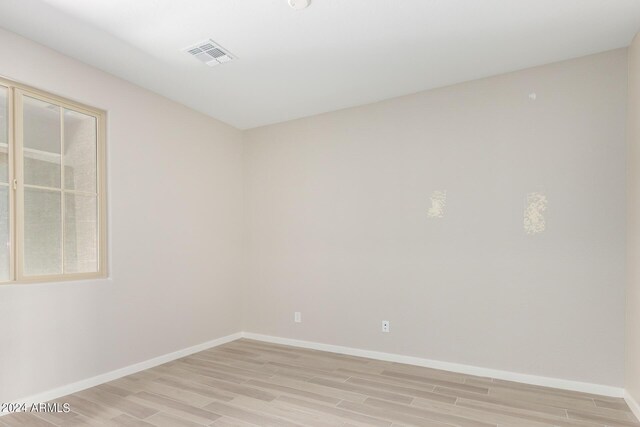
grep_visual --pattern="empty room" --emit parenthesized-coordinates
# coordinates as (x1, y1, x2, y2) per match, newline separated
(1, 0, 640, 426)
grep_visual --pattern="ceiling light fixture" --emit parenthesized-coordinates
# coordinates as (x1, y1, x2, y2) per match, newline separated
(288, 0, 310, 10)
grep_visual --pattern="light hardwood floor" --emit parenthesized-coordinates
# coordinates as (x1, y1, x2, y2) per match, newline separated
(1, 339, 638, 427)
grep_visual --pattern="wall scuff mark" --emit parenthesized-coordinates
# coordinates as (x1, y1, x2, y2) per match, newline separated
(524, 192, 547, 234)
(427, 190, 447, 218)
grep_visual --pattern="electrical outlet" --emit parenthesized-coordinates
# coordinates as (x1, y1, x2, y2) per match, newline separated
(382, 320, 390, 333)
(294, 312, 302, 323)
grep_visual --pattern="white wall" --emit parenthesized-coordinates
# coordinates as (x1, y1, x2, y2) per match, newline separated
(0, 29, 245, 402)
(627, 32, 640, 408)
(244, 49, 628, 387)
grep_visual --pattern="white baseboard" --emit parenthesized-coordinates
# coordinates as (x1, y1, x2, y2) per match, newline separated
(242, 332, 624, 398)
(3, 329, 629, 420)
(1, 332, 242, 415)
(625, 391, 640, 422)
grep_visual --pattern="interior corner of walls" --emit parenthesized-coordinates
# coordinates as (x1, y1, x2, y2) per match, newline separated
(626, 26, 640, 422)
(625, 390, 640, 422)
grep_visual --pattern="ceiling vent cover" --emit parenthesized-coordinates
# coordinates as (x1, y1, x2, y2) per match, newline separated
(183, 39, 234, 66)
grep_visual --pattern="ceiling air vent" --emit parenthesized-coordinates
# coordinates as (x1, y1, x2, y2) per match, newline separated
(183, 39, 234, 67)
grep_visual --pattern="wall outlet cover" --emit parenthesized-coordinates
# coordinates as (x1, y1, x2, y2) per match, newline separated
(382, 320, 390, 333)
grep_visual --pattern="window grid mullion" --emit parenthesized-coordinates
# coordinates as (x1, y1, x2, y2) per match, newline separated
(23, 184, 97, 198)
(15, 89, 23, 281)
(8, 86, 14, 282)
(3, 85, 14, 283)
(23, 184, 62, 192)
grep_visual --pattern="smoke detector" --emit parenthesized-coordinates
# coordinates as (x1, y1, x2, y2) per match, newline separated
(288, 0, 310, 10)
(183, 39, 234, 67)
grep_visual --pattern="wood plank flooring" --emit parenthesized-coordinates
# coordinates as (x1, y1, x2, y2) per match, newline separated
(1, 339, 637, 426)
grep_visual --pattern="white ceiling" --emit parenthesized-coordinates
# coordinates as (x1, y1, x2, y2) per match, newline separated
(1, 0, 639, 129)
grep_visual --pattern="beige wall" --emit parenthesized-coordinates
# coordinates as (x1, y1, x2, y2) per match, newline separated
(627, 32, 640, 405)
(0, 28, 245, 401)
(244, 49, 628, 387)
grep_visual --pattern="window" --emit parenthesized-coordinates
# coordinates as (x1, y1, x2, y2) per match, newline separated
(0, 77, 106, 283)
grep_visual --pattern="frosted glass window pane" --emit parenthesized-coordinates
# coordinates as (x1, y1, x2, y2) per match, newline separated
(24, 188, 62, 276)
(24, 156, 60, 188)
(64, 110, 96, 193)
(23, 96, 61, 188)
(64, 194, 97, 274)
(0, 147, 7, 184)
(0, 87, 7, 183)
(0, 187, 9, 281)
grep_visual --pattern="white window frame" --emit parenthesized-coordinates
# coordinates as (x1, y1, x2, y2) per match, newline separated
(0, 76, 107, 284)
